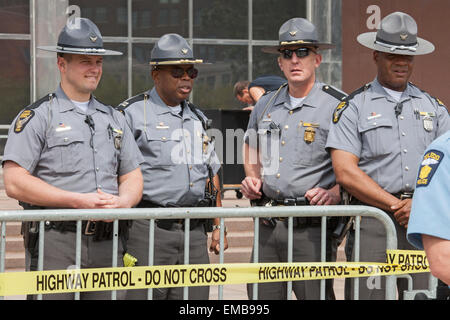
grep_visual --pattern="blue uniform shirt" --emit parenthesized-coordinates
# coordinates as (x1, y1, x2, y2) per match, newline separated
(407, 130, 450, 249)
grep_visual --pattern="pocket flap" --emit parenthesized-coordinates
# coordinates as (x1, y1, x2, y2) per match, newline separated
(358, 117, 393, 133)
(47, 130, 84, 147)
(145, 128, 181, 142)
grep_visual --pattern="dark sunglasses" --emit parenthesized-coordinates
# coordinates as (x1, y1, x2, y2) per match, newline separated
(164, 67, 199, 79)
(279, 47, 314, 59)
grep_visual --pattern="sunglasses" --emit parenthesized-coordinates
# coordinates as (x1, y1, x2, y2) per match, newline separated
(161, 67, 199, 79)
(279, 47, 315, 59)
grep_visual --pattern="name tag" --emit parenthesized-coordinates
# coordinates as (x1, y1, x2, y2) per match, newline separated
(55, 125, 71, 132)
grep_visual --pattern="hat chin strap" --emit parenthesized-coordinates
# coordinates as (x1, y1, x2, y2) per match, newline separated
(56, 45, 106, 53)
(374, 40, 417, 52)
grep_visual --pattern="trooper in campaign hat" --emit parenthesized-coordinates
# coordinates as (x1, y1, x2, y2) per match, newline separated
(326, 11, 450, 300)
(117, 33, 227, 300)
(241, 17, 346, 300)
(2, 17, 143, 300)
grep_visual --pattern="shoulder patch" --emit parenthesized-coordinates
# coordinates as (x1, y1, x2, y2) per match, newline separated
(332, 83, 371, 124)
(322, 85, 346, 101)
(14, 93, 53, 133)
(416, 149, 444, 187)
(116, 93, 148, 114)
(14, 109, 35, 133)
(332, 100, 348, 124)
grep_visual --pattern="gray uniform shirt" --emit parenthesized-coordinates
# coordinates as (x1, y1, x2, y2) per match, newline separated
(245, 81, 346, 199)
(119, 87, 220, 206)
(325, 78, 450, 194)
(3, 86, 143, 196)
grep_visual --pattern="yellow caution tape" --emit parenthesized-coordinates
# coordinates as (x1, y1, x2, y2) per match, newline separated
(0, 250, 429, 296)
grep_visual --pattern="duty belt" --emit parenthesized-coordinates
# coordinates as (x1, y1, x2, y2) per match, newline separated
(252, 196, 322, 228)
(47, 221, 114, 239)
(137, 199, 207, 231)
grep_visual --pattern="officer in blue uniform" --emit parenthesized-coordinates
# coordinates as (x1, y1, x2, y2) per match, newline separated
(408, 130, 450, 286)
(117, 33, 228, 300)
(326, 12, 450, 299)
(241, 17, 346, 300)
(2, 18, 144, 300)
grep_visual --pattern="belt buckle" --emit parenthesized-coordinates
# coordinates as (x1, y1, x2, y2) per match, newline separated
(283, 199, 295, 206)
(84, 221, 96, 236)
(400, 193, 413, 200)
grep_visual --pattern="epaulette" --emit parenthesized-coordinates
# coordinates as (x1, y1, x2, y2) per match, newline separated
(409, 82, 449, 114)
(430, 96, 448, 114)
(115, 93, 148, 114)
(28, 93, 54, 110)
(332, 83, 371, 124)
(322, 85, 346, 101)
(14, 93, 54, 133)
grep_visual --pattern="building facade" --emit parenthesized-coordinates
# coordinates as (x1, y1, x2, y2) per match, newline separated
(0, 0, 341, 128)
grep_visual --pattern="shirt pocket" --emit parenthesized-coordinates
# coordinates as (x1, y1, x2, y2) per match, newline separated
(46, 130, 85, 173)
(293, 126, 328, 166)
(145, 128, 182, 167)
(358, 117, 393, 158)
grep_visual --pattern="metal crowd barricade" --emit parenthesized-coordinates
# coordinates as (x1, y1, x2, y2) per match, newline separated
(0, 205, 414, 300)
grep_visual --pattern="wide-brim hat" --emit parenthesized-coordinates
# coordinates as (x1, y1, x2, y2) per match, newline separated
(150, 33, 209, 65)
(38, 18, 122, 56)
(357, 12, 434, 56)
(262, 17, 335, 54)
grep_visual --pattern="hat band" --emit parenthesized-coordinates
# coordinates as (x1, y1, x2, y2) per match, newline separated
(56, 45, 106, 54)
(149, 59, 203, 65)
(279, 39, 317, 46)
(374, 39, 418, 52)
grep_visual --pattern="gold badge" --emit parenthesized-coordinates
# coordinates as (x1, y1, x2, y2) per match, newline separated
(181, 48, 188, 55)
(89, 35, 98, 42)
(14, 109, 35, 133)
(289, 31, 297, 37)
(400, 33, 408, 41)
(303, 123, 319, 143)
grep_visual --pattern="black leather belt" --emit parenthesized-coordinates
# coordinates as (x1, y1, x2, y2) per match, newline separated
(47, 221, 113, 238)
(137, 200, 206, 231)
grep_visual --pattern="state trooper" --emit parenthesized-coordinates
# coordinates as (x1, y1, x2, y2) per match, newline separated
(408, 130, 450, 294)
(2, 18, 144, 300)
(326, 12, 450, 300)
(117, 33, 228, 300)
(241, 18, 346, 300)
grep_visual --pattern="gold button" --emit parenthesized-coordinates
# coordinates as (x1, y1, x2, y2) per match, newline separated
(284, 125, 289, 130)
(281, 140, 285, 145)
(279, 157, 283, 162)
(190, 182, 194, 187)
(289, 110, 293, 115)
(276, 173, 280, 178)
(189, 165, 193, 170)
(162, 136, 166, 140)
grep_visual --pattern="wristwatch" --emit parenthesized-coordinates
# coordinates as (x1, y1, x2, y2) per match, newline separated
(212, 224, 227, 235)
